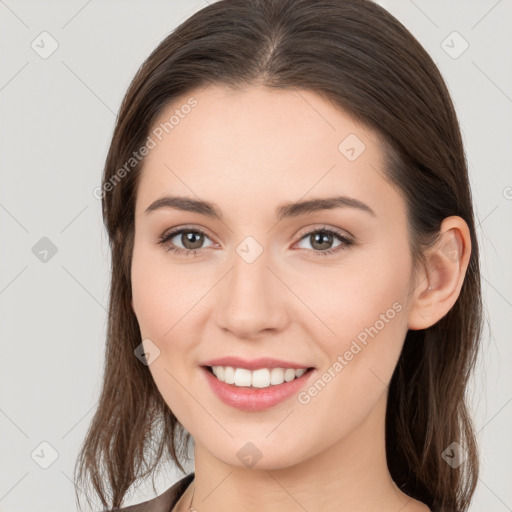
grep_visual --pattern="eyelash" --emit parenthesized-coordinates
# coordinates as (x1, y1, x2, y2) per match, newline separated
(157, 225, 354, 258)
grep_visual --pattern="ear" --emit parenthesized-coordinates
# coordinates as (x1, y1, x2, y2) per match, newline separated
(407, 216, 471, 330)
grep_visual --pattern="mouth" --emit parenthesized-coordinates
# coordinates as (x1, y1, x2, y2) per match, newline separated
(200, 364, 316, 411)
(202, 365, 315, 389)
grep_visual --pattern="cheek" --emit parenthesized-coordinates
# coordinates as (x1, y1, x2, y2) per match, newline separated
(131, 240, 196, 337)
(131, 243, 200, 420)
(298, 241, 412, 397)
(301, 251, 410, 348)
(131, 262, 170, 338)
(130, 241, 211, 398)
(292, 277, 409, 446)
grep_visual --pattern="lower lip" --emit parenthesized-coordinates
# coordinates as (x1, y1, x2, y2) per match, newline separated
(201, 366, 315, 412)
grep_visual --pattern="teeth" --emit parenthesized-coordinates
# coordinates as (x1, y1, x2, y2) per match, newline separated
(210, 366, 308, 388)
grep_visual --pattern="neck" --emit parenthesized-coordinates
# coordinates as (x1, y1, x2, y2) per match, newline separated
(179, 392, 425, 512)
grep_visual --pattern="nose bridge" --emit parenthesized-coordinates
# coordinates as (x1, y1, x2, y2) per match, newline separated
(215, 237, 286, 337)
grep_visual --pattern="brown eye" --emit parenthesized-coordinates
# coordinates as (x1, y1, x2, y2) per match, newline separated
(157, 227, 215, 255)
(295, 227, 353, 256)
(178, 230, 205, 250)
(309, 231, 335, 251)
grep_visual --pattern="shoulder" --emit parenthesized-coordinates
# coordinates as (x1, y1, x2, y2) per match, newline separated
(112, 472, 195, 512)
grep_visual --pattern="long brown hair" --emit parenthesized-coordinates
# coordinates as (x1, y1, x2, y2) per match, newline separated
(74, 0, 483, 510)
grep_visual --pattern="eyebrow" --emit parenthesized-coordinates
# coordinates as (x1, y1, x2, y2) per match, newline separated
(144, 194, 376, 220)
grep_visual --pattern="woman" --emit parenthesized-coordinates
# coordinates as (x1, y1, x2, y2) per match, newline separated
(74, 0, 482, 511)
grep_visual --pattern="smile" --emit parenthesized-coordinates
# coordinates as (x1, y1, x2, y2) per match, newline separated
(208, 365, 310, 388)
(201, 365, 316, 412)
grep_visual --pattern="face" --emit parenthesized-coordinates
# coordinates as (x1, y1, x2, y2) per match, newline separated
(131, 84, 417, 469)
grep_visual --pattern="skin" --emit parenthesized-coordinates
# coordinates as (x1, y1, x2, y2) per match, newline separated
(130, 84, 471, 512)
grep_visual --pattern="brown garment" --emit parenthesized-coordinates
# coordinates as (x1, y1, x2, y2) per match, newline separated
(113, 472, 195, 512)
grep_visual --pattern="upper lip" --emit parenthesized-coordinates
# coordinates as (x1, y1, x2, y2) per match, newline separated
(201, 356, 313, 370)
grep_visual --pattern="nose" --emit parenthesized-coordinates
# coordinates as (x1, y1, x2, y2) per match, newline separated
(214, 243, 288, 339)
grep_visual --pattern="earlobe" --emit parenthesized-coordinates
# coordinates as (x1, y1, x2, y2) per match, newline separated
(407, 216, 471, 330)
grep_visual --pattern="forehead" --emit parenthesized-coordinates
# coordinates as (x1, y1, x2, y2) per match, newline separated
(135, 84, 399, 219)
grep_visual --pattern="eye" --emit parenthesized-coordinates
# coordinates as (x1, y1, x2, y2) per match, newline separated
(294, 226, 354, 256)
(157, 225, 354, 257)
(157, 227, 216, 256)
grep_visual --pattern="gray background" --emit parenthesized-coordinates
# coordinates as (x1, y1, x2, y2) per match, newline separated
(1, 0, 511, 510)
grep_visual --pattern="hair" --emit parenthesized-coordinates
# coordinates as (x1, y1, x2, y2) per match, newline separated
(74, 0, 483, 510)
